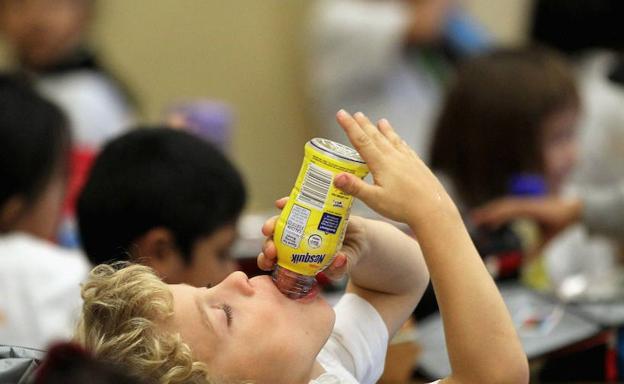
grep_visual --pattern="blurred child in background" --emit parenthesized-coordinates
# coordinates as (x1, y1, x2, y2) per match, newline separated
(0, 75, 89, 350)
(0, 0, 134, 150)
(405, 47, 581, 320)
(77, 128, 246, 288)
(0, 0, 136, 247)
(431, 47, 580, 209)
(527, 0, 624, 302)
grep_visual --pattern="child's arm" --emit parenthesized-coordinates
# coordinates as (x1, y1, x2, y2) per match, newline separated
(342, 217, 429, 339)
(333, 110, 529, 384)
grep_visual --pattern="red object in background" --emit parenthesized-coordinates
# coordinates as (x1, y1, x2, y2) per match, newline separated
(497, 250, 524, 278)
(606, 330, 618, 382)
(63, 148, 97, 217)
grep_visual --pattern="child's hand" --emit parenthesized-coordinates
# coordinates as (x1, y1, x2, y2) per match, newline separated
(257, 198, 370, 280)
(333, 110, 458, 228)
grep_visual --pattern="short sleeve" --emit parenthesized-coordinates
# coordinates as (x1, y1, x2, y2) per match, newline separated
(316, 293, 389, 384)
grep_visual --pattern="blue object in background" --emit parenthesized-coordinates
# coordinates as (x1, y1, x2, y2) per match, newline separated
(618, 328, 624, 379)
(445, 7, 493, 56)
(57, 215, 81, 249)
(508, 174, 548, 197)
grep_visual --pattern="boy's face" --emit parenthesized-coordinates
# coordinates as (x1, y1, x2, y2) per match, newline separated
(168, 272, 334, 382)
(179, 224, 239, 287)
(541, 105, 579, 192)
(133, 224, 239, 288)
(0, 0, 90, 70)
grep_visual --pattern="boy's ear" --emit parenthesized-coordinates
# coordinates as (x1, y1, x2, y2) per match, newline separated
(0, 196, 26, 232)
(133, 227, 186, 283)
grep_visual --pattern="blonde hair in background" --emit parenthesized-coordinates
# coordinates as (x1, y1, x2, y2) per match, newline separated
(75, 263, 212, 384)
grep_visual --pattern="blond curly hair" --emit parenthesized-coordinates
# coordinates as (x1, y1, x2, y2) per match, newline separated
(75, 263, 212, 384)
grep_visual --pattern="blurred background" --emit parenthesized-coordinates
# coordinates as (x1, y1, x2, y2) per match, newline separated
(0, 0, 531, 211)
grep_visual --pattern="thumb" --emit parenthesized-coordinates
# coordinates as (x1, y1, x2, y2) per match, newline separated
(334, 173, 375, 202)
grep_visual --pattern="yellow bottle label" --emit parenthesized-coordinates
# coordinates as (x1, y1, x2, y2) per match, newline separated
(274, 140, 369, 277)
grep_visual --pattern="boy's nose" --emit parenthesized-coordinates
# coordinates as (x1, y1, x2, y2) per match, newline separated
(222, 271, 254, 296)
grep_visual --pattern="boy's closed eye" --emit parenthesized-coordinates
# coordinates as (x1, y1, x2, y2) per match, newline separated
(220, 303, 233, 326)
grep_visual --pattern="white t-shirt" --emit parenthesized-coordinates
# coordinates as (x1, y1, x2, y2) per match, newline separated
(311, 293, 441, 384)
(0, 233, 90, 350)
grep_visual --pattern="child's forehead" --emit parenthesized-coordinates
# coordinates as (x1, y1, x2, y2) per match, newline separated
(168, 284, 204, 315)
(169, 282, 196, 291)
(168, 283, 199, 299)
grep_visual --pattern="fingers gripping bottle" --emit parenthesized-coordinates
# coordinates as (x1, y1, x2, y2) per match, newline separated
(273, 138, 369, 299)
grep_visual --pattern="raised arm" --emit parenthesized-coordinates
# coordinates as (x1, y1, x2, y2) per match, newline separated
(344, 217, 429, 338)
(333, 110, 529, 384)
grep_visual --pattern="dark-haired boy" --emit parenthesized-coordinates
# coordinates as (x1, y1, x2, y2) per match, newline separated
(77, 127, 246, 287)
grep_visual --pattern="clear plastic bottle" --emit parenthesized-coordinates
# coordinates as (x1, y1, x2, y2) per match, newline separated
(272, 266, 317, 299)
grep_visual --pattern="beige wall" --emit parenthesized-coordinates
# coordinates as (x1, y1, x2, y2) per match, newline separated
(0, 0, 533, 212)
(92, 0, 313, 212)
(464, 0, 533, 45)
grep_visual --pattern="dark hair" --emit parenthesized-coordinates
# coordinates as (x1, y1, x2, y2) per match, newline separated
(430, 47, 579, 208)
(77, 127, 246, 265)
(0, 74, 69, 212)
(34, 342, 150, 384)
(531, 0, 624, 54)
